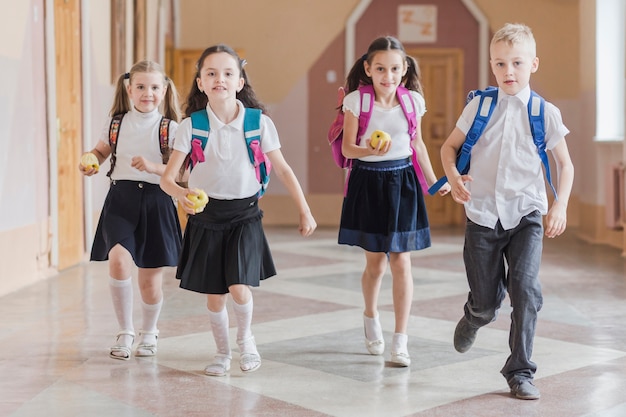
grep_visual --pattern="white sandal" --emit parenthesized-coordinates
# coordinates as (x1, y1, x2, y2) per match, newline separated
(238, 336, 261, 373)
(109, 330, 135, 361)
(135, 330, 159, 357)
(204, 354, 232, 377)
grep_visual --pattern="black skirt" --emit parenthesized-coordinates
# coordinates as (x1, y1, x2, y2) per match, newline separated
(176, 195, 276, 294)
(91, 180, 182, 268)
(338, 158, 431, 253)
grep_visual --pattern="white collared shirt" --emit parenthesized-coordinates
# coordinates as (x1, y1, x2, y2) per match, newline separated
(98, 107, 178, 184)
(173, 100, 281, 199)
(455, 85, 569, 230)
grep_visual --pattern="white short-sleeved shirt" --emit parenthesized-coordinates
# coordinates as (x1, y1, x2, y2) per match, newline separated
(456, 85, 569, 230)
(173, 100, 281, 199)
(98, 107, 178, 185)
(342, 89, 426, 162)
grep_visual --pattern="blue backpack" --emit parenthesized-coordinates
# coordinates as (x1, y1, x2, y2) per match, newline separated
(186, 108, 271, 197)
(428, 87, 557, 199)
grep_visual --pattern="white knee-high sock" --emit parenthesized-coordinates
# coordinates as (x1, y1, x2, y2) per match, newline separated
(208, 308, 231, 357)
(109, 277, 134, 332)
(232, 298, 253, 342)
(141, 298, 162, 333)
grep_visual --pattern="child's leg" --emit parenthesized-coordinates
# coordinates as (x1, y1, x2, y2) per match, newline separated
(362, 251, 387, 355)
(455, 222, 508, 353)
(205, 294, 231, 376)
(108, 244, 135, 360)
(500, 212, 543, 390)
(135, 267, 163, 356)
(388, 251, 413, 366)
(230, 284, 261, 372)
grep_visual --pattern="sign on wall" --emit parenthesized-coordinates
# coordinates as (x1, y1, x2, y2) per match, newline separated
(398, 5, 437, 43)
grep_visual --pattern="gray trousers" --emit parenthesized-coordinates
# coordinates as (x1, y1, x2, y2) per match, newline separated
(462, 210, 544, 386)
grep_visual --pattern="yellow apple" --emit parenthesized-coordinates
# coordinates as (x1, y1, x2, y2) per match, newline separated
(80, 152, 99, 172)
(186, 188, 208, 213)
(369, 130, 391, 149)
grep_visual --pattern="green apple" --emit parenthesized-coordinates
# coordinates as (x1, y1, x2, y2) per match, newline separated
(187, 189, 208, 213)
(370, 130, 391, 149)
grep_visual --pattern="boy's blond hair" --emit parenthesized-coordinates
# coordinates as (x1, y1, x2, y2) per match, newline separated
(491, 23, 537, 57)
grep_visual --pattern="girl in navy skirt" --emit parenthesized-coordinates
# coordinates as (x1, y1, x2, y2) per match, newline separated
(338, 37, 450, 366)
(160, 45, 317, 377)
(79, 60, 182, 360)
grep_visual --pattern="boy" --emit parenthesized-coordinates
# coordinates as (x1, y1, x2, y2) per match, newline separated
(440, 23, 574, 400)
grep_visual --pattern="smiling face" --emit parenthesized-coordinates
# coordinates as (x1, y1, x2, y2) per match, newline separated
(126, 71, 167, 113)
(364, 50, 407, 98)
(196, 52, 245, 102)
(489, 40, 539, 96)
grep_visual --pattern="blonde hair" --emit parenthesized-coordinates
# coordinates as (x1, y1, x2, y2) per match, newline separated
(491, 23, 537, 57)
(109, 60, 182, 122)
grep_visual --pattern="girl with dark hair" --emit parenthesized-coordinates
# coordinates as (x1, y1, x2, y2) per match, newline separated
(339, 36, 449, 366)
(161, 44, 316, 377)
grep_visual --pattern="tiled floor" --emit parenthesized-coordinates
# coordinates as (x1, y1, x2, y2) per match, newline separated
(2, 226, 626, 417)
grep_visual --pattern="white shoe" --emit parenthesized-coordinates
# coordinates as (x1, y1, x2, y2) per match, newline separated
(390, 351, 411, 367)
(238, 336, 261, 373)
(364, 315, 384, 355)
(204, 354, 232, 377)
(109, 330, 135, 361)
(135, 330, 159, 357)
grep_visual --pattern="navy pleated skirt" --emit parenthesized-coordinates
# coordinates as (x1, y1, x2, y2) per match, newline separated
(338, 158, 431, 253)
(176, 195, 276, 294)
(91, 180, 182, 267)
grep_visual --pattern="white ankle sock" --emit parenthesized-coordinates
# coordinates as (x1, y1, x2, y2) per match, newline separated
(232, 298, 253, 342)
(208, 308, 231, 357)
(392, 333, 409, 354)
(364, 313, 383, 341)
(140, 298, 162, 345)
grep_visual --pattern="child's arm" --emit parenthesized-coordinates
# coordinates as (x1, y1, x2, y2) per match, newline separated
(545, 139, 574, 238)
(341, 111, 390, 158)
(160, 150, 198, 215)
(440, 127, 472, 204)
(79, 141, 111, 176)
(130, 156, 166, 176)
(411, 120, 450, 196)
(265, 149, 317, 237)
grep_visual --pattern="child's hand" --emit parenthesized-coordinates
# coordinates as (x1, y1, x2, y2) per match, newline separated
(79, 163, 99, 176)
(131, 156, 156, 174)
(450, 175, 472, 204)
(365, 138, 391, 155)
(437, 182, 451, 196)
(545, 202, 567, 238)
(298, 212, 317, 237)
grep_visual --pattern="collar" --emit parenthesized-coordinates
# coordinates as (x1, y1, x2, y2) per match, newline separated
(205, 100, 245, 131)
(131, 106, 161, 120)
(498, 84, 531, 106)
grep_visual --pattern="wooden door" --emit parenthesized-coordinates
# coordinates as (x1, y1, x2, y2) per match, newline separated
(408, 48, 465, 226)
(55, 0, 84, 269)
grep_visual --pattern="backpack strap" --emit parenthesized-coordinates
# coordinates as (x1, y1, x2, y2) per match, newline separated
(357, 84, 375, 146)
(106, 113, 125, 177)
(528, 91, 557, 199)
(396, 86, 428, 193)
(159, 117, 172, 164)
(243, 108, 271, 197)
(428, 87, 498, 195)
(187, 110, 210, 171)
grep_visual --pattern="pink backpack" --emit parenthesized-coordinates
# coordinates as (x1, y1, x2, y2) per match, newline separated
(327, 84, 427, 192)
